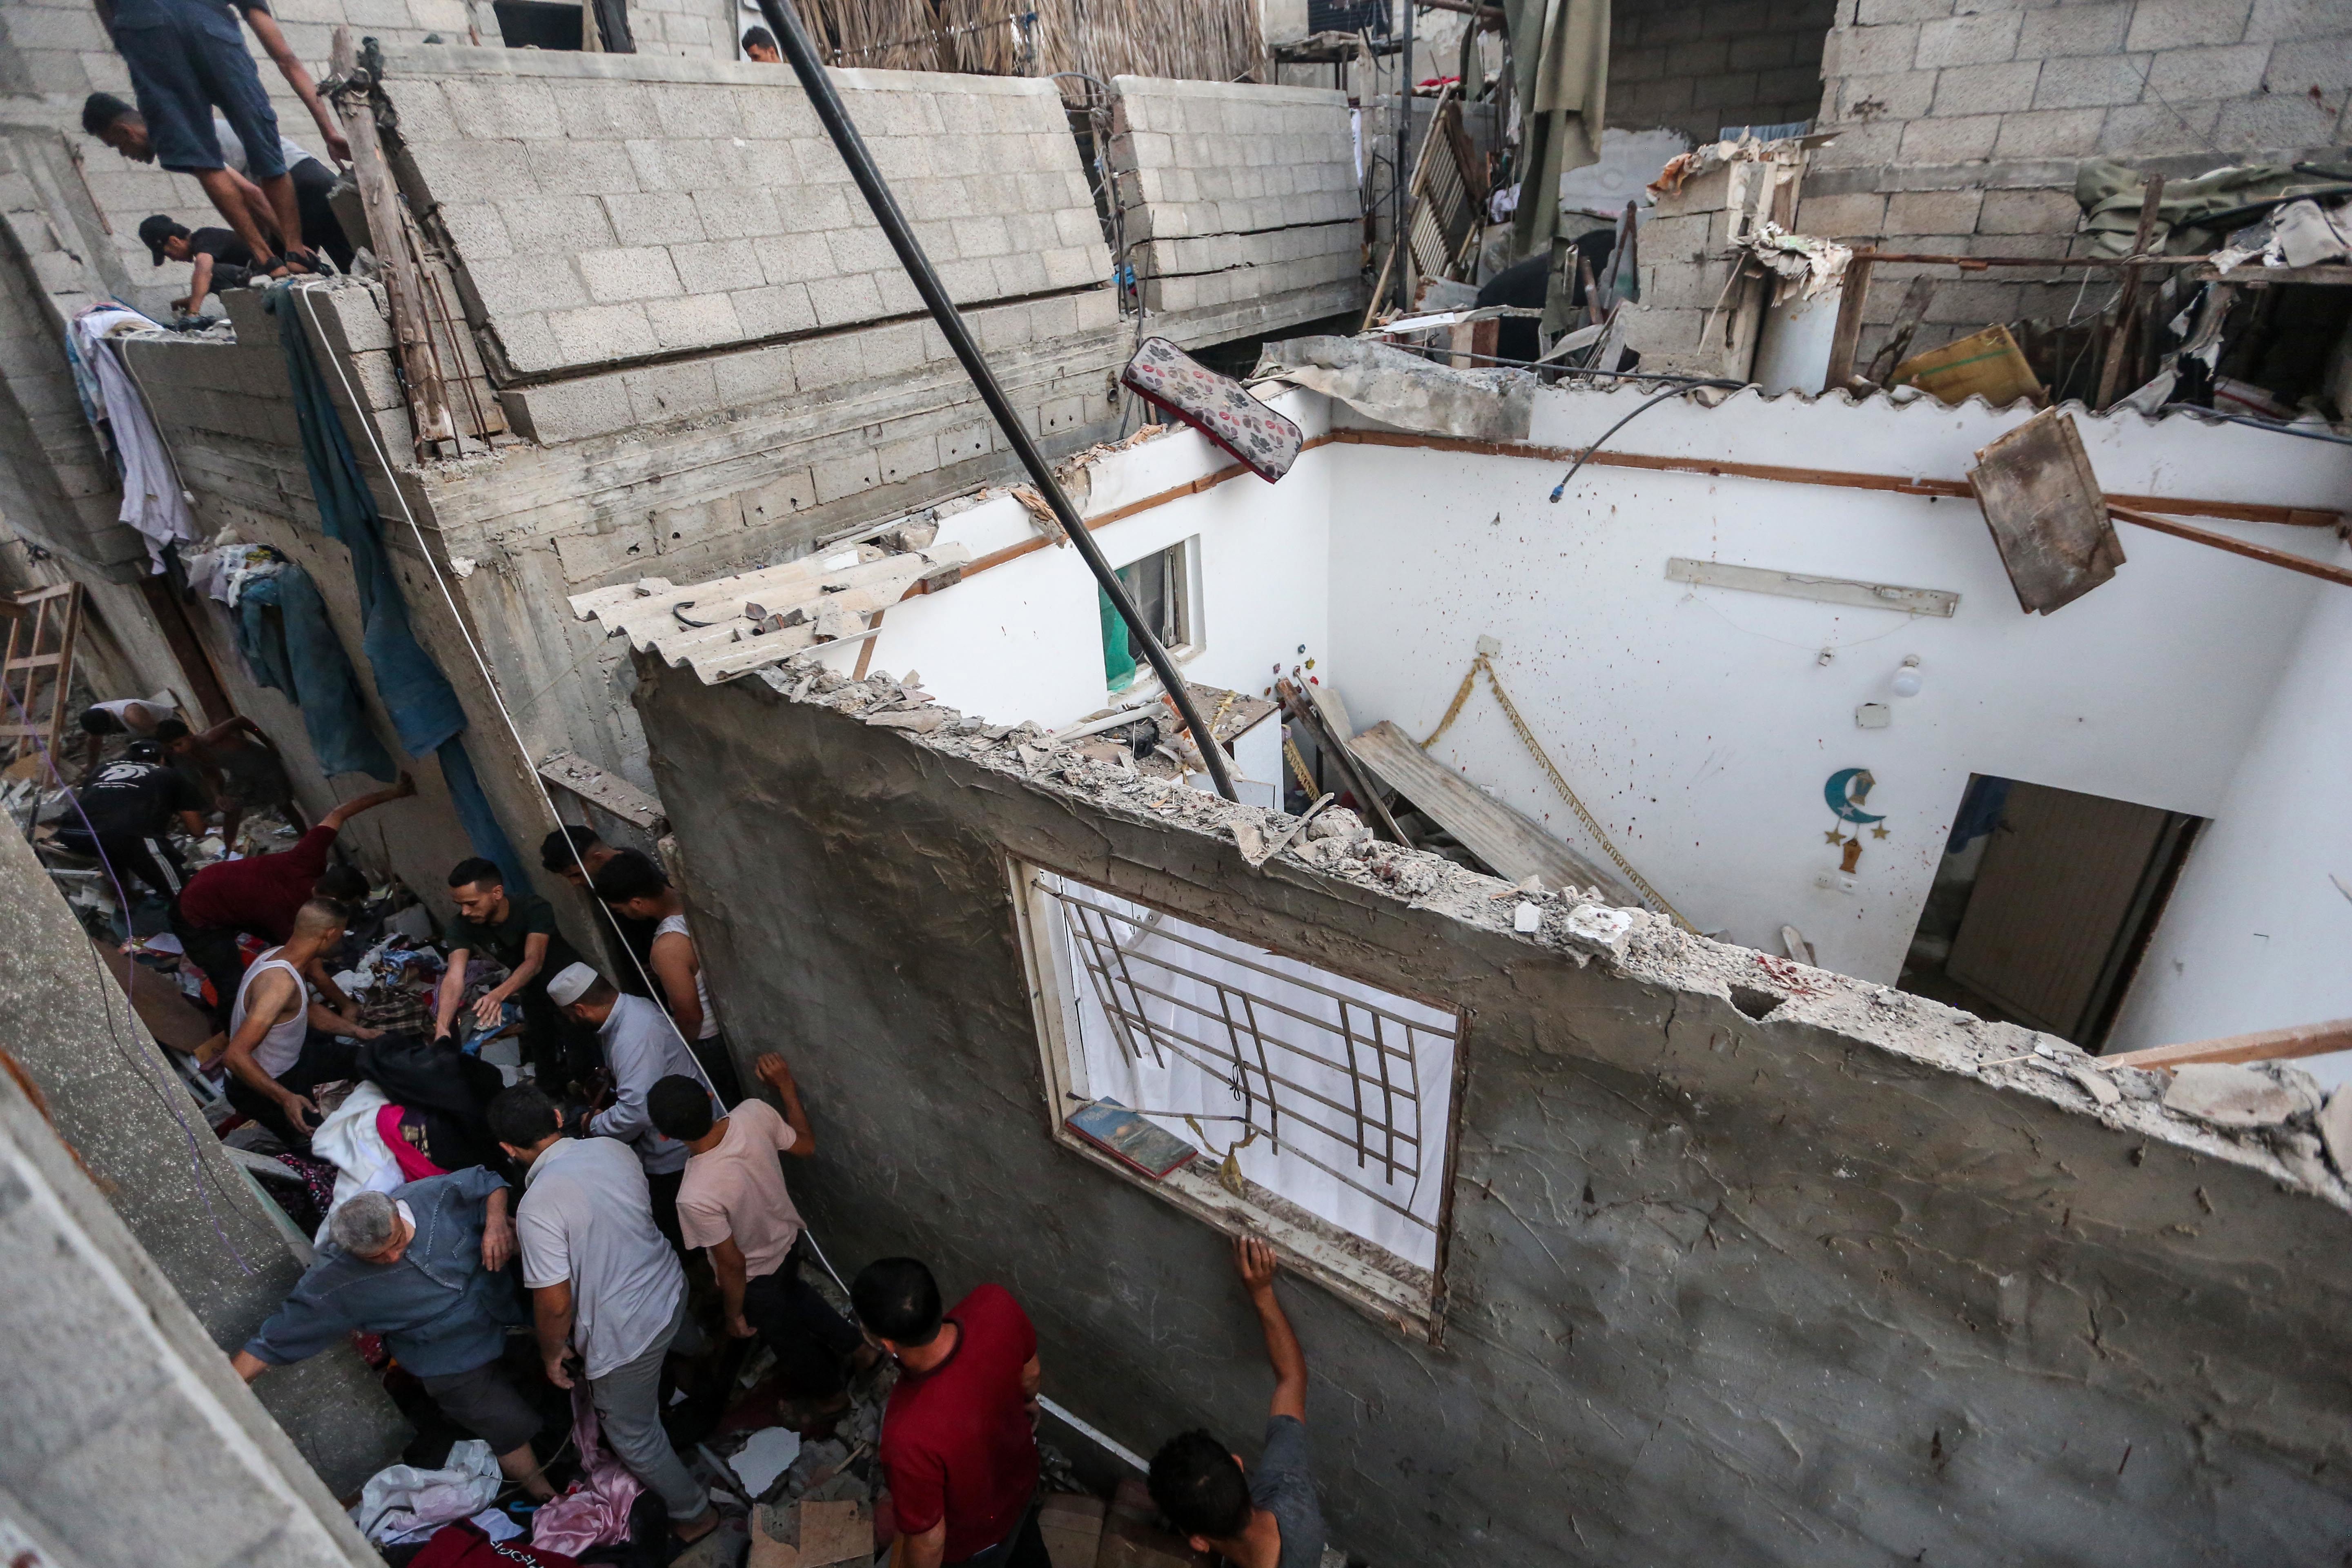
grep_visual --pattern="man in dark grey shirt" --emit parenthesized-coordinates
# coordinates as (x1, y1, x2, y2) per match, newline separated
(1148, 1236, 1326, 1568)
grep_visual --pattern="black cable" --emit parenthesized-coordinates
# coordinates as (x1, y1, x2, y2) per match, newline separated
(1549, 380, 1749, 502)
(2154, 404, 2352, 446)
(750, 0, 1239, 801)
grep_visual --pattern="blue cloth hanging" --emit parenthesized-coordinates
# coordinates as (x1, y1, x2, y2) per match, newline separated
(232, 565, 397, 780)
(262, 283, 529, 891)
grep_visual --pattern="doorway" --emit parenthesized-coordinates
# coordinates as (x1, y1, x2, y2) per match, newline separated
(1899, 775, 2201, 1050)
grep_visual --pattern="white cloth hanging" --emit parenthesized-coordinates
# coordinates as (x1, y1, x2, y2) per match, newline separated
(69, 305, 196, 573)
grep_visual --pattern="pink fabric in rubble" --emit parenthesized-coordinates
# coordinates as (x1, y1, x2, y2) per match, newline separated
(530, 1385, 645, 1556)
(377, 1103, 447, 1182)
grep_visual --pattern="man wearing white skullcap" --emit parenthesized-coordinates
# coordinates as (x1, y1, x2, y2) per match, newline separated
(549, 961, 717, 1250)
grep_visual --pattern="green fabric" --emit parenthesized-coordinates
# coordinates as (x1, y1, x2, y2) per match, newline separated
(1504, 0, 1608, 265)
(2074, 159, 2352, 256)
(1098, 583, 1136, 692)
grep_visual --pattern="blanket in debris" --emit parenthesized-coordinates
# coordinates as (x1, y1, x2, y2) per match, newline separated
(1252, 337, 1535, 443)
(1120, 337, 1303, 482)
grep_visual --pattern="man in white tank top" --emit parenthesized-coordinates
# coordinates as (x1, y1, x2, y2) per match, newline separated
(590, 850, 744, 1107)
(222, 897, 380, 1148)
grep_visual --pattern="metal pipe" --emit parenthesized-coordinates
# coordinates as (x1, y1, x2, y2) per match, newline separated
(748, 0, 1241, 802)
(1395, 0, 1414, 290)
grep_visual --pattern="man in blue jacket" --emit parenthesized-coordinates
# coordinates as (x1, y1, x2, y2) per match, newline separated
(232, 1173, 556, 1501)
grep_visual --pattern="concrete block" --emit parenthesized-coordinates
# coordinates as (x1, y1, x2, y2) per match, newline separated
(1886, 188, 1984, 233)
(936, 419, 992, 467)
(2244, 0, 2346, 41)
(738, 467, 816, 531)
(2098, 101, 2211, 154)
(2147, 42, 2275, 98)
(580, 246, 684, 303)
(668, 238, 764, 293)
(2268, 37, 2352, 90)
(498, 194, 619, 252)
(645, 292, 744, 351)
(436, 201, 515, 262)
(523, 138, 640, 197)
(2213, 90, 2339, 147)
(2034, 52, 2156, 108)
(812, 447, 881, 503)
(1911, 10, 2019, 68)
(731, 283, 817, 338)
(1899, 113, 2002, 161)
(1835, 22, 1924, 75)
(466, 252, 594, 318)
(2018, 3, 2133, 58)
(711, 343, 796, 408)
(603, 191, 706, 246)
(552, 517, 659, 577)
(409, 138, 535, 195)
(695, 187, 785, 241)
(1930, 60, 2042, 116)
(806, 273, 886, 328)
(2126, 0, 2252, 51)
(1991, 107, 2111, 158)
(443, 77, 562, 140)
(1978, 187, 2083, 235)
(874, 432, 939, 487)
(654, 84, 746, 138)
(760, 231, 838, 287)
(543, 301, 660, 362)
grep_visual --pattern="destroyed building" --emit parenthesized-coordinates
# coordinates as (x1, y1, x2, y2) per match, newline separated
(3, 0, 2352, 1562)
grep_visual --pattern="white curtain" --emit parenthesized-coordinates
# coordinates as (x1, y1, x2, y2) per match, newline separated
(1042, 873, 1456, 1269)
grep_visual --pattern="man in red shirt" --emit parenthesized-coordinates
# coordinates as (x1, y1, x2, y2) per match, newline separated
(855, 1258, 1046, 1568)
(172, 772, 414, 1025)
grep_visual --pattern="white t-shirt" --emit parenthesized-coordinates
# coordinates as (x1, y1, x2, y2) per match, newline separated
(655, 913, 719, 1040)
(517, 1135, 685, 1380)
(212, 112, 318, 178)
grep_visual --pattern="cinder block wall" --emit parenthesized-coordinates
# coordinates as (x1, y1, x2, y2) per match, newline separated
(1109, 76, 1363, 332)
(1607, 0, 1840, 145)
(1800, 0, 2352, 363)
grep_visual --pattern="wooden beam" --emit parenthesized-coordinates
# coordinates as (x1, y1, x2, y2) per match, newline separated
(1854, 250, 2213, 271)
(1822, 254, 1871, 393)
(1329, 428, 2341, 529)
(2094, 174, 2165, 410)
(2109, 503, 2352, 589)
(329, 28, 453, 451)
(2102, 1018, 2352, 1072)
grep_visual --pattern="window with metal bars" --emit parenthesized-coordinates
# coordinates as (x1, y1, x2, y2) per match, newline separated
(1015, 863, 1460, 1311)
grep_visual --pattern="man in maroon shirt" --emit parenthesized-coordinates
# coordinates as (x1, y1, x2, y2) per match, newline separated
(172, 772, 414, 1025)
(854, 1258, 1046, 1568)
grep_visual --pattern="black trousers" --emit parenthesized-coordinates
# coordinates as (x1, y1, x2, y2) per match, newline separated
(56, 826, 185, 904)
(741, 1245, 864, 1399)
(224, 1029, 360, 1151)
(169, 908, 249, 1031)
(291, 158, 354, 269)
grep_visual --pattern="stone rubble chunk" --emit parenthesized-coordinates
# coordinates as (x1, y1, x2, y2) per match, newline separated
(1565, 903, 1636, 956)
(2161, 1063, 2302, 1129)
(2316, 1088, 2352, 1177)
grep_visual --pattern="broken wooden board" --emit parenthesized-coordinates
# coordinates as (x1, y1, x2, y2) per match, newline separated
(538, 750, 668, 833)
(1968, 408, 2127, 614)
(1665, 557, 1959, 617)
(1347, 720, 1640, 906)
(1891, 322, 2042, 408)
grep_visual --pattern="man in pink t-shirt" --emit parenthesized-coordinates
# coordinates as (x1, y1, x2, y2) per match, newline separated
(646, 1053, 875, 1413)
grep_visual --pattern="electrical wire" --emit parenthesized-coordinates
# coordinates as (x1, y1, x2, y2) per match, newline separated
(1, 673, 254, 1275)
(1547, 379, 1749, 502)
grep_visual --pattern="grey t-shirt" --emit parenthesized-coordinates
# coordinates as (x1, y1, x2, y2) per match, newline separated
(517, 1134, 684, 1380)
(1252, 1415, 1324, 1568)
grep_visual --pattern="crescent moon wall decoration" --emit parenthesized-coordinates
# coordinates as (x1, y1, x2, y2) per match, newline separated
(1826, 768, 1885, 824)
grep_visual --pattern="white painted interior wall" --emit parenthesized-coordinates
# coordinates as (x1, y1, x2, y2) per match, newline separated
(848, 399, 1334, 772)
(864, 382, 2352, 1054)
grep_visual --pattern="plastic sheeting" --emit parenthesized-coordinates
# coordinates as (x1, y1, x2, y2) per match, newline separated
(1039, 872, 1457, 1269)
(354, 1439, 502, 1543)
(1254, 336, 1534, 443)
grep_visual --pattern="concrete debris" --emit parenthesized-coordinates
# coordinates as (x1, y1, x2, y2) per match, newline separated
(2160, 1062, 2323, 1130)
(1565, 903, 1636, 956)
(1512, 901, 1542, 933)
(2276, 1130, 2334, 1194)
(1252, 337, 1534, 442)
(2069, 1065, 2123, 1109)
(2318, 1090, 2352, 1177)
(1305, 807, 1367, 842)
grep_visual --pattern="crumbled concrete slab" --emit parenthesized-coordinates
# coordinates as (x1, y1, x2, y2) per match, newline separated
(2161, 1062, 2315, 1129)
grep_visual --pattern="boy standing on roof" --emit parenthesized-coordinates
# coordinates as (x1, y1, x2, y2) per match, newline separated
(105, 0, 347, 274)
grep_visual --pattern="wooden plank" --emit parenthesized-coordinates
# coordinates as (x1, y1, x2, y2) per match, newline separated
(1665, 557, 1960, 617)
(2095, 175, 2165, 409)
(2187, 263, 2352, 285)
(2102, 1018, 2352, 1072)
(2109, 503, 2352, 590)
(1967, 408, 2126, 614)
(1276, 678, 1409, 846)
(1821, 254, 1871, 393)
(537, 749, 669, 833)
(1325, 428, 2336, 529)
(1347, 719, 1635, 902)
(330, 29, 453, 450)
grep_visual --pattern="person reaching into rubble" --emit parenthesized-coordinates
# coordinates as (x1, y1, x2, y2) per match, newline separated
(82, 94, 352, 270)
(541, 826, 657, 1000)
(591, 848, 744, 1104)
(437, 856, 595, 1090)
(855, 1256, 1047, 1568)
(172, 771, 414, 1028)
(76, 691, 180, 776)
(137, 215, 259, 320)
(231, 1182, 558, 1503)
(490, 1084, 723, 1550)
(546, 961, 715, 1250)
(155, 713, 303, 849)
(1147, 1236, 1323, 1568)
(221, 896, 382, 1148)
(52, 738, 208, 904)
(647, 1058, 877, 1420)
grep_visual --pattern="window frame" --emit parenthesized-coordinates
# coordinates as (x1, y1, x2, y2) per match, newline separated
(1007, 855, 1466, 1343)
(1102, 537, 1203, 695)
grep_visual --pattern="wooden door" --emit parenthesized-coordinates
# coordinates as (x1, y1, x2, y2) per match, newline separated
(1944, 780, 2174, 1040)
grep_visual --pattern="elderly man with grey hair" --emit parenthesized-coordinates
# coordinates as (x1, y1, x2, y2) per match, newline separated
(232, 1170, 556, 1501)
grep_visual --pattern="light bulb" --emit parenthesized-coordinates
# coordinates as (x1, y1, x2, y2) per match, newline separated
(1891, 656, 1923, 698)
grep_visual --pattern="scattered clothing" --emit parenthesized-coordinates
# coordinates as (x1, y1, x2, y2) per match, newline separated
(233, 561, 399, 779)
(516, 1135, 684, 1383)
(67, 307, 195, 572)
(380, 1102, 450, 1181)
(587, 993, 713, 1177)
(411, 1515, 571, 1568)
(357, 1034, 506, 1174)
(354, 1438, 503, 1545)
(879, 1283, 1041, 1564)
(585, 1295, 709, 1522)
(1252, 1415, 1326, 1568)
(241, 1168, 523, 1377)
(531, 1386, 646, 1557)
(307, 1078, 405, 1234)
(443, 893, 591, 1085)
